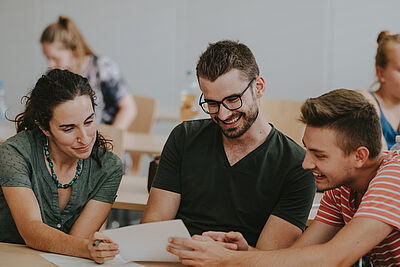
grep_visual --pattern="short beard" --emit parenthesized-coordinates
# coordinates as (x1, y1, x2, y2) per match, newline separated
(215, 106, 259, 139)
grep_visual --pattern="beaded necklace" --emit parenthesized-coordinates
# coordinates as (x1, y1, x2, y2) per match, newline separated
(44, 142, 83, 189)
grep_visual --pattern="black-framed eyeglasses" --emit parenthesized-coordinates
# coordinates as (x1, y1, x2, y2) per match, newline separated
(199, 78, 255, 114)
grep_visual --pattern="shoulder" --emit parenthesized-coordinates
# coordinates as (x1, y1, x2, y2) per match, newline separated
(94, 55, 122, 78)
(356, 89, 381, 116)
(0, 130, 37, 155)
(163, 119, 216, 152)
(267, 126, 306, 159)
(171, 119, 215, 139)
(370, 151, 400, 186)
(99, 150, 123, 171)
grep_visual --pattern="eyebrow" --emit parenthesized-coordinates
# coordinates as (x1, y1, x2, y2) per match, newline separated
(302, 140, 325, 153)
(308, 148, 325, 153)
(204, 93, 241, 102)
(58, 113, 95, 128)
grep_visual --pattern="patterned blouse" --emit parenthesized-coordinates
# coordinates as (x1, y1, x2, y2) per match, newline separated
(82, 55, 130, 124)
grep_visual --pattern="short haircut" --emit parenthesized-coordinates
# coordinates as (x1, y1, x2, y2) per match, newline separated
(196, 40, 259, 82)
(299, 89, 382, 158)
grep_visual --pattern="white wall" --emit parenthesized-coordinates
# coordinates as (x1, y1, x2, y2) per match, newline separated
(1, 0, 399, 121)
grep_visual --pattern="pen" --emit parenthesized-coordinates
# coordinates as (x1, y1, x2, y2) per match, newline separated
(92, 240, 102, 247)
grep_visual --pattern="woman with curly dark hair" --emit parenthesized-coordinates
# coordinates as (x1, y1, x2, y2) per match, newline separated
(0, 69, 122, 263)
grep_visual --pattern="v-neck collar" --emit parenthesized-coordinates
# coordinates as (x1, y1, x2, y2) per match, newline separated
(36, 133, 89, 215)
(218, 124, 276, 167)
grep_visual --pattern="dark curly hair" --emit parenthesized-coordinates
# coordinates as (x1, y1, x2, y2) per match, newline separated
(13, 69, 112, 166)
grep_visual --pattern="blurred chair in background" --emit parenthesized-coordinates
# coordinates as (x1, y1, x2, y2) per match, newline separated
(127, 95, 157, 175)
(260, 98, 304, 146)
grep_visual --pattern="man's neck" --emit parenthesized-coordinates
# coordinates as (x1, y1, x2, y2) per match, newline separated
(350, 153, 385, 195)
(222, 114, 271, 147)
(221, 115, 271, 166)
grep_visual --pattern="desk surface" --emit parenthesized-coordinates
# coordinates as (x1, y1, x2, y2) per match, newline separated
(0, 242, 183, 267)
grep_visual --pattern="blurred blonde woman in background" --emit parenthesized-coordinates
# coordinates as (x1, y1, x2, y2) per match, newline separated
(359, 31, 400, 150)
(40, 16, 137, 130)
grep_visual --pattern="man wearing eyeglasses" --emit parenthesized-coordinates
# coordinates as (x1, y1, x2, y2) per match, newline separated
(141, 40, 315, 251)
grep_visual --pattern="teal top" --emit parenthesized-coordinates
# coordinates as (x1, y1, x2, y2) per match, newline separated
(0, 130, 123, 244)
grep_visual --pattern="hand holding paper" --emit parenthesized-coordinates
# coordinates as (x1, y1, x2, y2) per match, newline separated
(104, 219, 191, 262)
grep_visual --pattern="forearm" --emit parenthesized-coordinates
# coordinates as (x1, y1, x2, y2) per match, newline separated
(112, 96, 137, 130)
(141, 188, 180, 223)
(112, 109, 135, 130)
(22, 221, 90, 259)
(141, 210, 172, 223)
(228, 244, 341, 267)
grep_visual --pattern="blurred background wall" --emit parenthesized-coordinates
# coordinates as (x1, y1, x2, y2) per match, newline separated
(1, 0, 399, 120)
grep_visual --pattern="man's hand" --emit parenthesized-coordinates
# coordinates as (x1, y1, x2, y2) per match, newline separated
(202, 231, 249, 251)
(167, 237, 234, 266)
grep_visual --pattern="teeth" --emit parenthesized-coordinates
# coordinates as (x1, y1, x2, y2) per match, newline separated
(225, 116, 240, 124)
(312, 172, 324, 177)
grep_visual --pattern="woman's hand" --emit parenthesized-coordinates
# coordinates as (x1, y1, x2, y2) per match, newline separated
(88, 232, 119, 264)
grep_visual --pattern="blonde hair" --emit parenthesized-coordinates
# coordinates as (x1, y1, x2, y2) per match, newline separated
(375, 30, 400, 69)
(40, 16, 94, 63)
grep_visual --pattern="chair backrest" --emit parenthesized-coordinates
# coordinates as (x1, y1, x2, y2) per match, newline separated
(127, 95, 158, 174)
(260, 97, 305, 145)
(97, 123, 125, 160)
(129, 95, 157, 134)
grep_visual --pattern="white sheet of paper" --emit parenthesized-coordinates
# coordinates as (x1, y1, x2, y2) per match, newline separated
(103, 219, 191, 262)
(39, 253, 143, 267)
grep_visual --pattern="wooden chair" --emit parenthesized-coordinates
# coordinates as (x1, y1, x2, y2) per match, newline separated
(97, 123, 125, 161)
(259, 97, 305, 145)
(128, 95, 158, 174)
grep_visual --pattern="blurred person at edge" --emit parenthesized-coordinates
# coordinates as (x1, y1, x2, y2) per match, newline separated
(359, 31, 400, 150)
(40, 16, 137, 130)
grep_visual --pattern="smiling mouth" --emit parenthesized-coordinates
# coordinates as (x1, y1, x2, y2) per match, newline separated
(312, 172, 326, 180)
(74, 144, 91, 151)
(220, 114, 242, 125)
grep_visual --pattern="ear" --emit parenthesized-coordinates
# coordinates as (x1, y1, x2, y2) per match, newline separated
(254, 76, 266, 99)
(353, 146, 370, 168)
(35, 120, 50, 137)
(376, 66, 385, 84)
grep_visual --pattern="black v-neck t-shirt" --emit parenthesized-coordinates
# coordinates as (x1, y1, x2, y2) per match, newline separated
(153, 119, 315, 246)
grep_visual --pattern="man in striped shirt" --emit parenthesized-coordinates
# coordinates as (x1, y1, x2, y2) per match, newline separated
(167, 89, 400, 266)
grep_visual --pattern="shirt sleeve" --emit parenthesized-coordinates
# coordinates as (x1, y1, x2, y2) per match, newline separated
(97, 56, 130, 104)
(271, 165, 316, 231)
(91, 153, 123, 203)
(315, 189, 345, 227)
(354, 157, 400, 229)
(151, 124, 184, 194)
(0, 141, 32, 188)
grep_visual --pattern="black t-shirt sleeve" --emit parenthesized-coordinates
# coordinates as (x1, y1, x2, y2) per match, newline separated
(271, 164, 316, 231)
(151, 124, 185, 194)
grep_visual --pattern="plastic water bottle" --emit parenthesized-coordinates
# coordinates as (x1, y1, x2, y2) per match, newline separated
(180, 71, 200, 121)
(390, 135, 400, 151)
(0, 81, 7, 121)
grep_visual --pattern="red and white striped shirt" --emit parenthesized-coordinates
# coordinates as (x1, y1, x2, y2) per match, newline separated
(316, 151, 400, 266)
